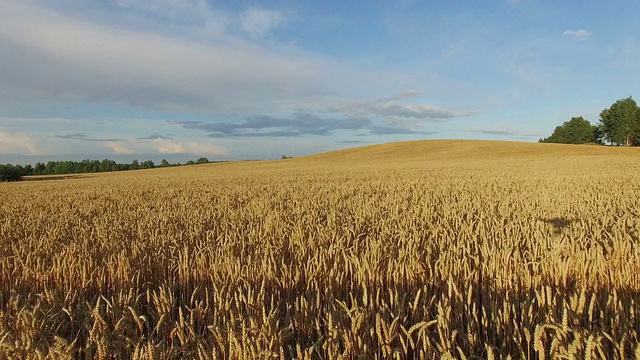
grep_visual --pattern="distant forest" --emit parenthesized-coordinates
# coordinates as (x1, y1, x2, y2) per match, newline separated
(0, 157, 216, 182)
(540, 97, 640, 145)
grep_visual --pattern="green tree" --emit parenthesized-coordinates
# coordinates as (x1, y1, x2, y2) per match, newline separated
(34, 162, 45, 176)
(539, 116, 598, 144)
(0, 164, 23, 182)
(99, 159, 111, 172)
(111, 160, 120, 172)
(599, 97, 640, 146)
(23, 164, 33, 176)
(140, 160, 155, 169)
(45, 161, 55, 175)
(196, 157, 209, 164)
(78, 160, 92, 173)
(53, 161, 75, 174)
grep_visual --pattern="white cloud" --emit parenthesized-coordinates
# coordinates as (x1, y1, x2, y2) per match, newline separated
(0, 129, 39, 154)
(562, 29, 592, 40)
(102, 137, 229, 156)
(182, 141, 229, 156)
(240, 7, 284, 38)
(0, 2, 328, 114)
(152, 139, 228, 156)
(0, 2, 432, 120)
(328, 92, 470, 121)
(154, 139, 185, 154)
(0, 2, 470, 160)
(107, 142, 135, 154)
(375, 90, 423, 103)
(107, 0, 232, 40)
(113, 0, 212, 21)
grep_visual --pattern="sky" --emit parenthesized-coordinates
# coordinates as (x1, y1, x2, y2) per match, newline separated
(1, 0, 639, 164)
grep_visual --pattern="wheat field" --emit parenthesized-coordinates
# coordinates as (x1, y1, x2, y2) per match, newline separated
(1, 140, 639, 359)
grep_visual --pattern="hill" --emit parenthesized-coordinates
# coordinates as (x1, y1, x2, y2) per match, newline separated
(266, 140, 640, 175)
(298, 139, 639, 163)
(2, 139, 640, 358)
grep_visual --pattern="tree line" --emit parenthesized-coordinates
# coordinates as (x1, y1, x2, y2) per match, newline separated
(0, 157, 214, 182)
(539, 97, 640, 145)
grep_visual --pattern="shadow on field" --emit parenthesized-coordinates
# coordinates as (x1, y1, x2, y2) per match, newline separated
(24, 174, 92, 182)
(542, 217, 576, 234)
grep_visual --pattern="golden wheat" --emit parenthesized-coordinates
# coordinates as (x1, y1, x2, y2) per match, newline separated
(0, 140, 639, 359)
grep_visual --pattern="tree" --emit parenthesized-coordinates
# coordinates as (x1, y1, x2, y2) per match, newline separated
(23, 164, 33, 176)
(599, 97, 640, 146)
(78, 160, 92, 173)
(109, 160, 119, 172)
(34, 162, 45, 176)
(140, 160, 155, 169)
(99, 159, 111, 172)
(196, 157, 209, 164)
(45, 161, 55, 175)
(539, 116, 598, 144)
(160, 159, 170, 168)
(0, 164, 23, 182)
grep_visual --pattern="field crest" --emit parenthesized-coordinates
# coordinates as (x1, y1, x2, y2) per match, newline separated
(296, 139, 640, 164)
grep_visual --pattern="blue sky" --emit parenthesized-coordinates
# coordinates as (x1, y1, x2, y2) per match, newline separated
(1, 0, 639, 164)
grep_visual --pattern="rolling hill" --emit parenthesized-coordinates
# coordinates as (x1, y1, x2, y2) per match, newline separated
(297, 139, 640, 163)
(2, 139, 640, 358)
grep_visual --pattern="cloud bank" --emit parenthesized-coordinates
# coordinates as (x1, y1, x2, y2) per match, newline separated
(177, 113, 371, 137)
(0, 130, 39, 154)
(0, 2, 329, 114)
(56, 132, 125, 142)
(175, 92, 469, 138)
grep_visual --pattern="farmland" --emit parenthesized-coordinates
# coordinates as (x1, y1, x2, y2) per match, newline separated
(1, 140, 640, 359)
